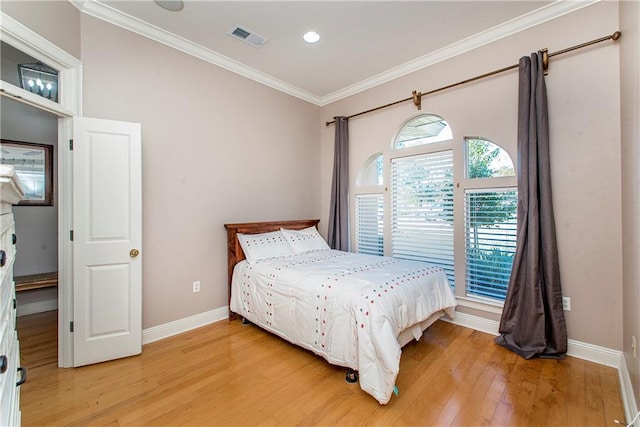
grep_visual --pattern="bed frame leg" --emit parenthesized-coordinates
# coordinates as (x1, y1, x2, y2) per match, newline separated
(241, 317, 251, 325)
(345, 369, 358, 384)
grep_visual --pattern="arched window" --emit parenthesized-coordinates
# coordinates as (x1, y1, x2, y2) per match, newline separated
(354, 114, 519, 306)
(466, 138, 515, 179)
(355, 153, 384, 256)
(394, 114, 452, 149)
(391, 114, 455, 284)
(357, 153, 383, 186)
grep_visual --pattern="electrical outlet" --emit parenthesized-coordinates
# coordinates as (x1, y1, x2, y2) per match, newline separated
(633, 336, 637, 360)
(192, 281, 200, 293)
(562, 296, 571, 311)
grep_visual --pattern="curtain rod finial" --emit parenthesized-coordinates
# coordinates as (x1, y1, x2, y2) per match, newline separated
(612, 31, 621, 41)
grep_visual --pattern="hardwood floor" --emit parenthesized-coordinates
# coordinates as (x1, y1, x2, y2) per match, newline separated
(17, 310, 625, 426)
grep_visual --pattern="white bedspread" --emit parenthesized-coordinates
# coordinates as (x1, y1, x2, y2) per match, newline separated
(230, 249, 457, 404)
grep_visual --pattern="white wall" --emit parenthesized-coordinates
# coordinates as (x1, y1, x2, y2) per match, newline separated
(320, 2, 623, 350)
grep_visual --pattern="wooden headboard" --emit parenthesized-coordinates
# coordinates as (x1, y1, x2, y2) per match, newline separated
(223, 219, 320, 320)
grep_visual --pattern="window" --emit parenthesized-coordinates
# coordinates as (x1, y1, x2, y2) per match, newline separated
(464, 137, 517, 301)
(355, 154, 384, 255)
(353, 115, 518, 307)
(465, 189, 517, 300)
(466, 138, 515, 178)
(357, 153, 383, 186)
(394, 114, 452, 149)
(391, 151, 455, 284)
(355, 194, 384, 256)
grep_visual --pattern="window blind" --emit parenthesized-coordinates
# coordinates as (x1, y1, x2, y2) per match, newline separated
(464, 189, 517, 301)
(391, 151, 455, 285)
(355, 194, 384, 256)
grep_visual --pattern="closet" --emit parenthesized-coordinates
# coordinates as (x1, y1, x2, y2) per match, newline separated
(1, 42, 59, 320)
(0, 165, 26, 425)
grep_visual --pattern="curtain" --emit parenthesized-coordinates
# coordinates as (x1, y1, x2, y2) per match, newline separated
(494, 52, 567, 359)
(327, 116, 350, 251)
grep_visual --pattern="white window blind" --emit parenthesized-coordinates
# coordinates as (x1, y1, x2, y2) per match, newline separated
(355, 194, 384, 256)
(391, 151, 455, 285)
(465, 189, 517, 301)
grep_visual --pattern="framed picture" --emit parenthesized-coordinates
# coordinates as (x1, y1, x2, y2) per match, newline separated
(0, 139, 53, 206)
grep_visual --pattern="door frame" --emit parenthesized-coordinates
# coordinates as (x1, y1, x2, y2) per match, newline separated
(1, 12, 82, 367)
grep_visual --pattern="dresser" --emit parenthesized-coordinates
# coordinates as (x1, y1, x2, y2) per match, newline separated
(0, 165, 26, 426)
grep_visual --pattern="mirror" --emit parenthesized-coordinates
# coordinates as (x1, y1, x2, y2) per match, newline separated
(0, 139, 53, 206)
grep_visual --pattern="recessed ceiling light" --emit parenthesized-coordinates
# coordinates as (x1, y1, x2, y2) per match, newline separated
(154, 0, 184, 12)
(303, 31, 320, 44)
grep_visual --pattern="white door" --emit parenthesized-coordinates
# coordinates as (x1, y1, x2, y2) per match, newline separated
(72, 117, 142, 367)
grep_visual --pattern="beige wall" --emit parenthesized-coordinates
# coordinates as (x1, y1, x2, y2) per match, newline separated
(3, 0, 631, 357)
(1, 0, 81, 59)
(79, 16, 321, 328)
(620, 0, 640, 407)
(321, 2, 623, 350)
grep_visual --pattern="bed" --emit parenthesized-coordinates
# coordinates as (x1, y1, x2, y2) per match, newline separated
(224, 219, 457, 404)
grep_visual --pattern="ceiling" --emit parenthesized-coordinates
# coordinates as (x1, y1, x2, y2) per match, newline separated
(74, 1, 587, 105)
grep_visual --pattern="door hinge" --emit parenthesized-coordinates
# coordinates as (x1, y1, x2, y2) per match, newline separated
(70, 230, 74, 241)
(69, 321, 74, 333)
(69, 139, 73, 150)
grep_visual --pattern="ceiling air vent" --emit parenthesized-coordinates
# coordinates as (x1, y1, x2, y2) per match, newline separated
(228, 25, 267, 48)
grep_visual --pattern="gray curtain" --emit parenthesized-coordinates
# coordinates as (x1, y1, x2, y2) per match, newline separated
(494, 52, 567, 359)
(327, 116, 349, 251)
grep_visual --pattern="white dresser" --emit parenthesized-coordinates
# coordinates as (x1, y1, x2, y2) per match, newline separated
(0, 165, 26, 426)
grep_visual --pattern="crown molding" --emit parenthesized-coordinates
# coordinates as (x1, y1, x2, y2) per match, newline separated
(320, 0, 599, 105)
(0, 11, 81, 70)
(1, 11, 83, 116)
(71, 0, 322, 105)
(71, 0, 597, 107)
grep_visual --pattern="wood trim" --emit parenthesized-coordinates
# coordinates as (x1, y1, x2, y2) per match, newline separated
(1, 139, 54, 206)
(223, 219, 320, 320)
(15, 271, 58, 292)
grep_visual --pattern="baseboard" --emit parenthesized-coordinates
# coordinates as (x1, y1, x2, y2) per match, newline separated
(619, 357, 640, 426)
(142, 306, 229, 345)
(567, 338, 623, 369)
(444, 310, 500, 336)
(16, 298, 57, 317)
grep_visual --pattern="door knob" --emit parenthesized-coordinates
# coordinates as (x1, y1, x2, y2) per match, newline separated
(16, 367, 27, 386)
(130, 249, 140, 258)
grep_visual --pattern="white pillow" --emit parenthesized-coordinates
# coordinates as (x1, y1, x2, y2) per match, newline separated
(237, 231, 294, 264)
(281, 226, 331, 253)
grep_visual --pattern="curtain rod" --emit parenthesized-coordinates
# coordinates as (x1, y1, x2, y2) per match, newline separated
(325, 31, 621, 127)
